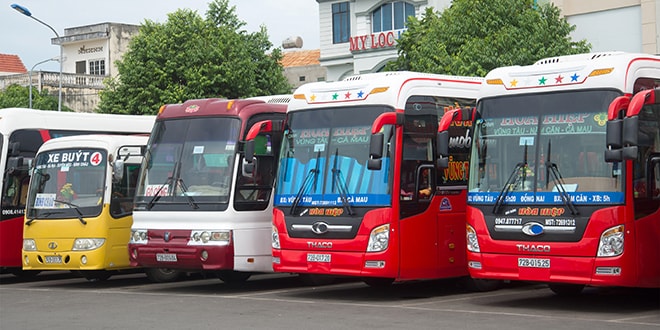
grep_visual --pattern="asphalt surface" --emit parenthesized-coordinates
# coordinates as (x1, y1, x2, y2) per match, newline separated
(1, 271, 658, 329)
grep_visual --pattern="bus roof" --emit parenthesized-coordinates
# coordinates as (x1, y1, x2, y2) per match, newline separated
(288, 71, 483, 112)
(0, 108, 155, 136)
(480, 51, 660, 98)
(156, 96, 290, 121)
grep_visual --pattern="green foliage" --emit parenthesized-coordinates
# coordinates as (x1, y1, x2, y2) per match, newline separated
(98, 0, 291, 115)
(0, 84, 72, 111)
(385, 0, 591, 76)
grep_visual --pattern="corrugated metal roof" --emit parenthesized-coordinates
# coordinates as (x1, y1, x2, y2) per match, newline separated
(0, 53, 27, 73)
(281, 49, 320, 68)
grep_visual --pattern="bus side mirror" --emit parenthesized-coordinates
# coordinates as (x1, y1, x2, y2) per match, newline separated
(436, 131, 449, 169)
(242, 158, 255, 177)
(9, 142, 20, 157)
(622, 116, 638, 161)
(244, 140, 255, 163)
(113, 159, 125, 182)
(367, 158, 382, 170)
(369, 133, 384, 159)
(605, 119, 622, 162)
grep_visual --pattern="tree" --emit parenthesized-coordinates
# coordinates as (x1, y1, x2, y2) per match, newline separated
(0, 84, 71, 111)
(385, 0, 591, 76)
(98, 0, 291, 115)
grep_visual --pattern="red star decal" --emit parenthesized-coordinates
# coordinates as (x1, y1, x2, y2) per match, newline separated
(345, 91, 351, 99)
(555, 75, 563, 84)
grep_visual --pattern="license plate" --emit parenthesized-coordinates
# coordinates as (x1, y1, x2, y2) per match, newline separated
(518, 257, 550, 268)
(307, 253, 331, 263)
(156, 253, 177, 262)
(45, 256, 62, 264)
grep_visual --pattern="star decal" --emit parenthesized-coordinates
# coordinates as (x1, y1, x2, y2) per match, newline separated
(310, 94, 316, 102)
(555, 75, 563, 84)
(510, 79, 518, 87)
(570, 73, 579, 82)
(345, 91, 351, 99)
(357, 90, 364, 98)
(538, 77, 547, 85)
(332, 93, 339, 100)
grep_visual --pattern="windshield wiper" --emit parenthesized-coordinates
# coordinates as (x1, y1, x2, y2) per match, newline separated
(146, 177, 172, 210)
(37, 200, 87, 225)
(331, 149, 354, 216)
(25, 211, 63, 226)
(176, 178, 199, 209)
(545, 141, 579, 215)
(493, 143, 528, 214)
(290, 151, 321, 216)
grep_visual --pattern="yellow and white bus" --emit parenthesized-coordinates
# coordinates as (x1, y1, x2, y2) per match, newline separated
(1, 108, 154, 277)
(22, 134, 149, 281)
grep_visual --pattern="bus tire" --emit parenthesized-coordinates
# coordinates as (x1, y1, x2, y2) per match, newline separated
(548, 283, 585, 296)
(463, 277, 503, 292)
(298, 274, 335, 286)
(145, 268, 183, 283)
(82, 270, 112, 282)
(363, 277, 395, 288)
(217, 270, 251, 283)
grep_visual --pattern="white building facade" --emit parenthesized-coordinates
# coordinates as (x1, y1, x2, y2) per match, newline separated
(317, 0, 660, 82)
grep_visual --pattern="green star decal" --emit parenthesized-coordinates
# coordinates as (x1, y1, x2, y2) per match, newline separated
(538, 77, 547, 85)
(332, 93, 339, 100)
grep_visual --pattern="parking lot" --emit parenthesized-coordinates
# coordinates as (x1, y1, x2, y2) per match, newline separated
(1, 271, 658, 329)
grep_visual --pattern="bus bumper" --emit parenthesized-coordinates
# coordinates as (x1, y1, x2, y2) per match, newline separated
(272, 248, 398, 278)
(22, 248, 125, 271)
(467, 252, 640, 287)
(128, 243, 234, 271)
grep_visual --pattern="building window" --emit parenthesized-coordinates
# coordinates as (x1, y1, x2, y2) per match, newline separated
(372, 1, 415, 33)
(89, 59, 105, 75)
(332, 2, 350, 44)
(299, 76, 306, 82)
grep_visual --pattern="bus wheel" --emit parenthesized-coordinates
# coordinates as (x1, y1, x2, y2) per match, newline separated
(83, 271, 112, 282)
(298, 274, 335, 286)
(548, 283, 584, 296)
(363, 277, 395, 288)
(217, 270, 251, 283)
(463, 277, 503, 292)
(10, 269, 40, 278)
(145, 268, 183, 283)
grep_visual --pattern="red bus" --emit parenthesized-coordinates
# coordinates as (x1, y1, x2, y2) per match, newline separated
(246, 71, 499, 288)
(128, 96, 289, 283)
(0, 108, 154, 277)
(462, 52, 660, 294)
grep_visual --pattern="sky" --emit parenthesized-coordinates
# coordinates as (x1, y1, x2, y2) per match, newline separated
(1, 0, 320, 71)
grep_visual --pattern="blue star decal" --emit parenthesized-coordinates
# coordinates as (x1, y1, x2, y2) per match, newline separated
(357, 90, 364, 98)
(570, 73, 579, 82)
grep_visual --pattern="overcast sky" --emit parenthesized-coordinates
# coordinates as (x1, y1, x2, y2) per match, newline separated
(1, 0, 320, 71)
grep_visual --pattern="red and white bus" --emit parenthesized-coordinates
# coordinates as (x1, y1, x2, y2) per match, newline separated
(261, 71, 499, 287)
(128, 96, 289, 283)
(463, 52, 660, 294)
(0, 108, 154, 277)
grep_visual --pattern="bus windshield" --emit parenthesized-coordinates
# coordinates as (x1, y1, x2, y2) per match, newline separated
(275, 106, 393, 209)
(26, 148, 106, 219)
(136, 117, 240, 210)
(468, 89, 624, 206)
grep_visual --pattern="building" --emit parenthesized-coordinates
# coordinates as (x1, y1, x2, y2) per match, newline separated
(0, 54, 27, 76)
(280, 49, 327, 91)
(317, 0, 660, 82)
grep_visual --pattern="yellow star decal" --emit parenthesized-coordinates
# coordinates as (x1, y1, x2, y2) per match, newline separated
(510, 79, 518, 87)
(310, 94, 316, 102)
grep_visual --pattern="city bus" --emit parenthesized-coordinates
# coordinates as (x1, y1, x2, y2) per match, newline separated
(128, 96, 289, 283)
(0, 108, 155, 277)
(259, 71, 500, 288)
(22, 134, 149, 281)
(462, 52, 660, 294)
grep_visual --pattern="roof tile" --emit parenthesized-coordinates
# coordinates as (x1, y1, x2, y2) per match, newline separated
(0, 53, 27, 73)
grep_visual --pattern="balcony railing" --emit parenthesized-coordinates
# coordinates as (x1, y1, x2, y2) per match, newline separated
(0, 71, 106, 91)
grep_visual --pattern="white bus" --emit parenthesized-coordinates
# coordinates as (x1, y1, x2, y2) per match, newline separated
(1, 108, 154, 276)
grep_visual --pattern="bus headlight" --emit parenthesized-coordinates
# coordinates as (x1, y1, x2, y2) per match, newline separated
(597, 225, 624, 257)
(367, 224, 389, 252)
(466, 224, 480, 253)
(23, 239, 37, 251)
(189, 230, 230, 245)
(271, 225, 280, 249)
(131, 229, 148, 244)
(72, 238, 105, 251)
